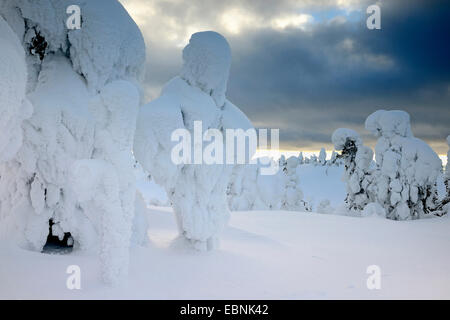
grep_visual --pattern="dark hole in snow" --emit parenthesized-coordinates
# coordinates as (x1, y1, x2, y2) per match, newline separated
(29, 30, 48, 61)
(42, 219, 74, 255)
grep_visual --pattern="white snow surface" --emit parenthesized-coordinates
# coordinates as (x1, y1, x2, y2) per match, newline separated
(365, 110, 442, 220)
(1, 206, 450, 299)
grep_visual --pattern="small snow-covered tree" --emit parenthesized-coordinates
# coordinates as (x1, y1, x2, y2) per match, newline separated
(227, 164, 259, 211)
(298, 152, 304, 165)
(365, 110, 442, 220)
(281, 156, 306, 211)
(310, 154, 318, 165)
(329, 150, 338, 166)
(332, 128, 374, 212)
(446, 135, 450, 196)
(227, 157, 294, 211)
(317, 199, 333, 214)
(436, 135, 450, 215)
(318, 148, 327, 165)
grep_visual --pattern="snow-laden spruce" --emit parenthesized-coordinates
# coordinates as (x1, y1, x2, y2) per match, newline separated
(227, 164, 259, 211)
(0, 16, 33, 161)
(227, 158, 285, 211)
(0, 0, 145, 92)
(134, 31, 254, 251)
(0, 0, 145, 284)
(318, 148, 327, 166)
(228, 154, 307, 212)
(332, 128, 374, 212)
(365, 110, 442, 220)
(69, 80, 140, 284)
(281, 156, 305, 210)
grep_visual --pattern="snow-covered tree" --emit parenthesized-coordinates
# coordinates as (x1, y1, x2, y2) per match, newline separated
(134, 31, 254, 251)
(332, 128, 374, 212)
(317, 199, 333, 214)
(0, 15, 33, 162)
(228, 157, 289, 211)
(310, 154, 318, 165)
(281, 156, 305, 211)
(298, 152, 304, 165)
(329, 150, 338, 166)
(365, 110, 442, 220)
(318, 148, 327, 165)
(279, 155, 287, 170)
(256, 161, 285, 210)
(436, 135, 450, 215)
(0, 0, 146, 284)
(446, 135, 450, 195)
(227, 164, 259, 211)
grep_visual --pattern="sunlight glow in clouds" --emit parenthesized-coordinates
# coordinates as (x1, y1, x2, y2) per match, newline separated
(220, 9, 314, 34)
(271, 14, 314, 30)
(220, 8, 261, 34)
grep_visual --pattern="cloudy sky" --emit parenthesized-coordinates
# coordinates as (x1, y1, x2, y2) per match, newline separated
(119, 0, 450, 155)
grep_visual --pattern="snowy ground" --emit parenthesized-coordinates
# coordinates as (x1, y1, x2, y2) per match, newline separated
(1, 205, 450, 299)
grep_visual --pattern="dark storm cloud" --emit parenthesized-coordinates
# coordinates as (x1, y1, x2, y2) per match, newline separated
(121, 0, 450, 153)
(225, 0, 450, 152)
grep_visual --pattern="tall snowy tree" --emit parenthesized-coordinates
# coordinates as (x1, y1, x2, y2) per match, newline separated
(298, 152, 304, 165)
(0, 0, 146, 284)
(318, 148, 327, 166)
(134, 31, 254, 251)
(281, 156, 306, 211)
(365, 110, 442, 220)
